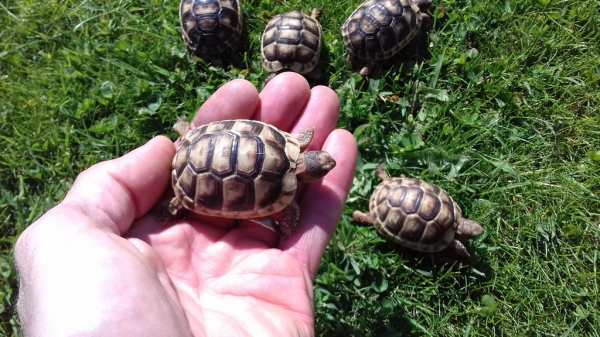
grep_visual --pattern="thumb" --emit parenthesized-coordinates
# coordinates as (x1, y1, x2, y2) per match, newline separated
(62, 136, 175, 235)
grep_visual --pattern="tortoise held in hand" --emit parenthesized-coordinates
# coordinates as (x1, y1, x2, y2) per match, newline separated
(261, 9, 323, 80)
(341, 0, 432, 76)
(353, 168, 483, 258)
(169, 119, 336, 237)
(179, 0, 243, 56)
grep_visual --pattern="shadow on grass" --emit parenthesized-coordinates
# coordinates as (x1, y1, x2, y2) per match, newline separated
(324, 312, 418, 337)
(373, 239, 493, 280)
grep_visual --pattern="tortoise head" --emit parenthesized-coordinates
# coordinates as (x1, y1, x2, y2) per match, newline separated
(297, 151, 336, 182)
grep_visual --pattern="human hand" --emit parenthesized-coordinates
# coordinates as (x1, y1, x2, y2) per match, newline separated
(14, 73, 358, 337)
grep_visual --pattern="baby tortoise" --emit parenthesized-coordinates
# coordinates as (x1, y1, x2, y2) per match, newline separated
(353, 167, 483, 258)
(169, 119, 336, 238)
(261, 9, 323, 80)
(341, 0, 432, 76)
(179, 0, 243, 57)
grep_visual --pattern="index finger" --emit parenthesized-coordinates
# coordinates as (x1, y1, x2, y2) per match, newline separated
(281, 129, 358, 277)
(193, 79, 259, 126)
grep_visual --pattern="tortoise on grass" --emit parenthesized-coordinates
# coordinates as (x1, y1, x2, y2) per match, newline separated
(179, 0, 243, 57)
(352, 167, 483, 258)
(169, 119, 336, 237)
(341, 0, 432, 76)
(261, 9, 323, 80)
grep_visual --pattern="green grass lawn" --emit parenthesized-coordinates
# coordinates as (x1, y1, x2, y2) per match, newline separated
(1, 0, 599, 336)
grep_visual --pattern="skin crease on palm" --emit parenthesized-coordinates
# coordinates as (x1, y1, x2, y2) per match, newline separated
(14, 73, 358, 337)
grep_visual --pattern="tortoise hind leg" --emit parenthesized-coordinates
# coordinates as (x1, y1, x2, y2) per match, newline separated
(352, 211, 375, 226)
(276, 202, 300, 239)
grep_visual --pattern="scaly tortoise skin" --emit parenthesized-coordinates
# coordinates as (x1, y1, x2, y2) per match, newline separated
(169, 119, 336, 237)
(261, 9, 322, 78)
(341, 0, 432, 76)
(179, 0, 243, 56)
(353, 168, 483, 258)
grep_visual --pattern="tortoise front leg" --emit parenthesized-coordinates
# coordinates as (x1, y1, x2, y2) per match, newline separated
(359, 65, 373, 77)
(265, 72, 278, 85)
(445, 239, 471, 259)
(376, 165, 390, 181)
(352, 211, 375, 226)
(296, 128, 315, 151)
(168, 196, 183, 216)
(419, 12, 432, 30)
(273, 202, 301, 239)
(347, 54, 374, 77)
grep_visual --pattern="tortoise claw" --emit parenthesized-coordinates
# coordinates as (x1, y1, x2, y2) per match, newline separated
(296, 128, 315, 151)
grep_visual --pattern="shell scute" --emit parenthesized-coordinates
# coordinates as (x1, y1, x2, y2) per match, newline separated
(222, 175, 254, 212)
(236, 136, 262, 178)
(418, 193, 441, 221)
(195, 172, 222, 209)
(437, 201, 456, 226)
(209, 132, 236, 177)
(188, 135, 213, 172)
(398, 187, 423, 214)
(398, 215, 427, 242)
(382, 208, 404, 233)
(420, 221, 443, 244)
(178, 166, 197, 200)
(262, 142, 290, 178)
(255, 175, 283, 208)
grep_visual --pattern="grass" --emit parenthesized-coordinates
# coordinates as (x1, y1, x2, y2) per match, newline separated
(1, 0, 599, 336)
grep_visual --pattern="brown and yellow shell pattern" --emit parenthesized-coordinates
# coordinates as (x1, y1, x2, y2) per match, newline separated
(261, 10, 322, 75)
(369, 178, 461, 252)
(341, 0, 426, 61)
(170, 120, 300, 219)
(179, 0, 243, 56)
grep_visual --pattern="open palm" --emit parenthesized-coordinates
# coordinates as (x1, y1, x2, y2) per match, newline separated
(15, 73, 357, 337)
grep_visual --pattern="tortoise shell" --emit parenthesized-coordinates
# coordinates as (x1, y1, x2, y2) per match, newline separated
(369, 178, 462, 252)
(341, 0, 426, 61)
(261, 10, 322, 75)
(170, 120, 301, 219)
(179, 0, 243, 56)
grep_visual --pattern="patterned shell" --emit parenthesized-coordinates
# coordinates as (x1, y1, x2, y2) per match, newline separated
(261, 11, 322, 74)
(171, 120, 301, 219)
(179, 0, 243, 55)
(341, 0, 424, 61)
(369, 178, 463, 252)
